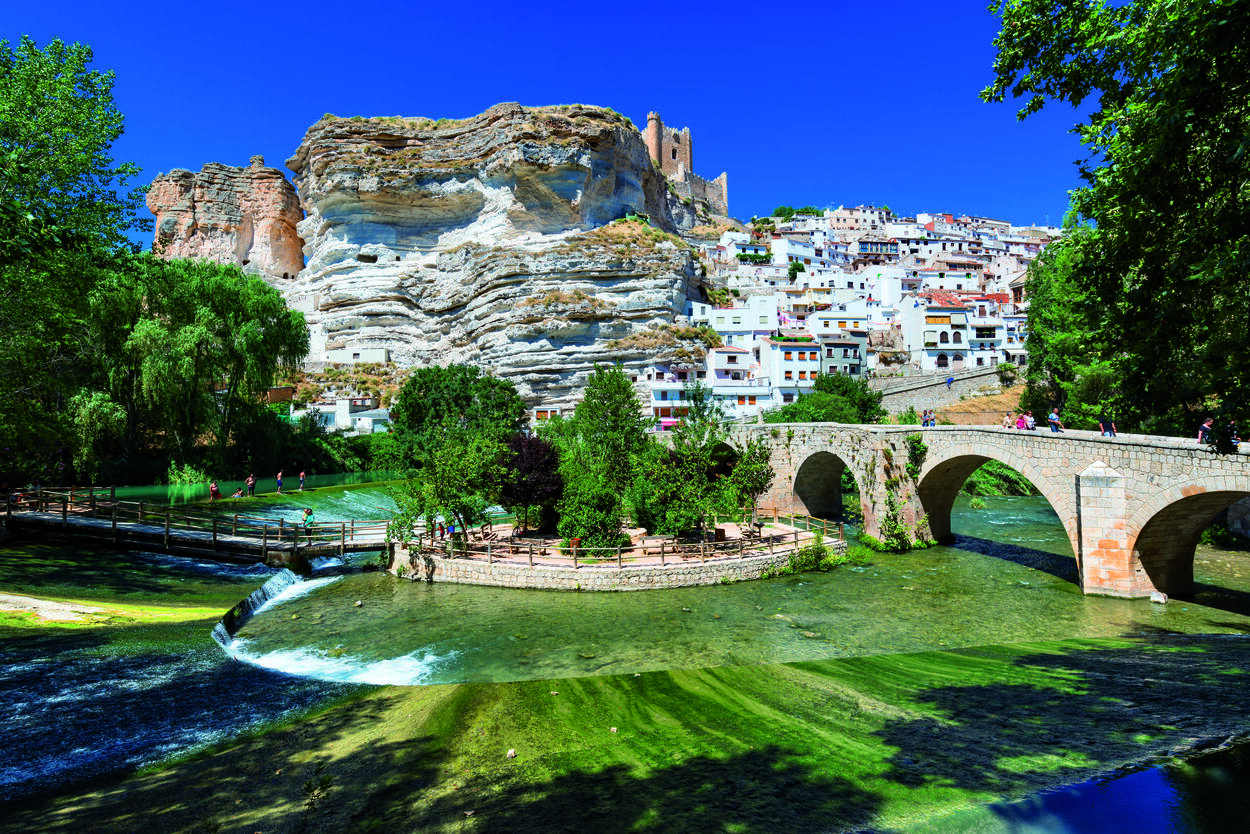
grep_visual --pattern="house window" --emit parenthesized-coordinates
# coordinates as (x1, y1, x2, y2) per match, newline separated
(785, 370, 793, 380)
(827, 348, 835, 358)
(727, 355, 738, 364)
(738, 395, 746, 405)
(784, 351, 793, 360)
(696, 370, 706, 378)
(799, 371, 807, 380)
(660, 391, 668, 400)
(940, 332, 950, 344)
(936, 353, 949, 368)
(749, 395, 757, 405)
(953, 332, 962, 344)
(783, 393, 795, 403)
(671, 148, 677, 160)
(976, 357, 984, 366)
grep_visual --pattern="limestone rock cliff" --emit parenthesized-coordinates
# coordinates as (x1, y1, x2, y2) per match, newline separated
(286, 103, 697, 405)
(147, 156, 304, 282)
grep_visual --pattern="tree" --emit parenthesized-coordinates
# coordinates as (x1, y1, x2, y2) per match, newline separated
(570, 364, 650, 492)
(90, 256, 308, 467)
(787, 262, 806, 281)
(813, 373, 886, 423)
(0, 36, 146, 251)
(499, 433, 563, 533)
(983, 0, 1250, 437)
(390, 418, 507, 546)
(764, 392, 858, 424)
(726, 435, 775, 526)
(390, 364, 527, 467)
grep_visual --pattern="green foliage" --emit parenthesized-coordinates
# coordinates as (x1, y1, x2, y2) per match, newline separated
(0, 36, 146, 251)
(984, 0, 1250, 437)
(735, 253, 771, 264)
(895, 406, 921, 425)
(389, 419, 507, 543)
(390, 364, 527, 468)
(764, 392, 858, 425)
(961, 460, 1040, 497)
(904, 433, 927, 481)
(772, 206, 796, 219)
(813, 374, 887, 423)
(968, 497, 987, 510)
(794, 206, 823, 216)
(166, 461, 211, 486)
(569, 364, 651, 493)
(787, 262, 806, 280)
(726, 434, 775, 523)
(764, 535, 865, 578)
(557, 470, 629, 549)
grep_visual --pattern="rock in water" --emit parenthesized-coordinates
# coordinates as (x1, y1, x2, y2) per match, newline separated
(147, 155, 304, 282)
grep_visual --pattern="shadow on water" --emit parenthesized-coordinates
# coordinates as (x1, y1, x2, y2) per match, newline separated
(406, 745, 880, 834)
(947, 534, 1079, 584)
(0, 625, 362, 803)
(872, 634, 1250, 821)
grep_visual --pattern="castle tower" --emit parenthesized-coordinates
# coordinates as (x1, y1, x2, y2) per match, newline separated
(645, 112, 663, 167)
(645, 112, 694, 179)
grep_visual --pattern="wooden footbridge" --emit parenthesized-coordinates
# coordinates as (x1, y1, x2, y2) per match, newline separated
(3, 488, 392, 569)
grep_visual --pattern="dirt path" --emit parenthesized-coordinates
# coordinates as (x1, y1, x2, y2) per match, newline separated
(0, 592, 106, 621)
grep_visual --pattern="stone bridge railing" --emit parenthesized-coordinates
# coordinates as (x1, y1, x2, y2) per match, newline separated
(726, 423, 1250, 599)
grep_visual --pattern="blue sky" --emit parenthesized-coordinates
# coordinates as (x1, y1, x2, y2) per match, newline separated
(10, 0, 1084, 238)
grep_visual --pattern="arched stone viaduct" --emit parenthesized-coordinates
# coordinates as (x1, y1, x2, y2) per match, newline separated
(726, 424, 1250, 599)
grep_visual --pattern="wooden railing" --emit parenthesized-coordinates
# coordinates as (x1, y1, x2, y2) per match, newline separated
(399, 508, 845, 571)
(5, 487, 390, 558)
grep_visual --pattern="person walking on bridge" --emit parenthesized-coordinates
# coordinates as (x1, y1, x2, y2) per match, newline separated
(1048, 409, 1065, 433)
(1199, 418, 1215, 444)
(1099, 414, 1117, 437)
(302, 507, 316, 545)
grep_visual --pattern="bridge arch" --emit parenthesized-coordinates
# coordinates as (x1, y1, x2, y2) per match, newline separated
(792, 450, 862, 519)
(1126, 476, 1250, 595)
(916, 442, 1075, 555)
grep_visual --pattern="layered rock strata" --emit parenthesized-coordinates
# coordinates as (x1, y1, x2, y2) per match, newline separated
(147, 156, 304, 282)
(284, 103, 697, 404)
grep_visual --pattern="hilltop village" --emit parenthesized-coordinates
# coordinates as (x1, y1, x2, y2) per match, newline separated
(644, 205, 1055, 426)
(145, 102, 1056, 432)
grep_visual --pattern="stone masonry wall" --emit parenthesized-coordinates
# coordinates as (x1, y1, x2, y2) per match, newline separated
(872, 367, 1008, 414)
(388, 543, 844, 591)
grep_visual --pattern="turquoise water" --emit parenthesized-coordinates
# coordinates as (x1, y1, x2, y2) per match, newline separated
(110, 470, 400, 507)
(227, 495, 1250, 686)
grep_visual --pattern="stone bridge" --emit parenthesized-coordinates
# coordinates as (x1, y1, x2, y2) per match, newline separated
(727, 423, 1250, 599)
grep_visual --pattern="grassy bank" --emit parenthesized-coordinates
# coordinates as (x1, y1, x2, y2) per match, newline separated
(7, 633, 1250, 833)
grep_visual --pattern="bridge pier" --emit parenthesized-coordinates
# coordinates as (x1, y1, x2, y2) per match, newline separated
(1075, 461, 1148, 597)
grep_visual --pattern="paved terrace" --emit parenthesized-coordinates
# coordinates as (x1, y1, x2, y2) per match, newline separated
(730, 423, 1250, 598)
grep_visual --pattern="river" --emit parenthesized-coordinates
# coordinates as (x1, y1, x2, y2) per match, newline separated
(3, 481, 1250, 831)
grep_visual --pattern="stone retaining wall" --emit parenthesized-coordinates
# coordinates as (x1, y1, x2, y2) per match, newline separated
(388, 540, 846, 591)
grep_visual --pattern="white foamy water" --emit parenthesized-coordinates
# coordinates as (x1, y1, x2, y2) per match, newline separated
(221, 641, 455, 686)
(247, 575, 342, 617)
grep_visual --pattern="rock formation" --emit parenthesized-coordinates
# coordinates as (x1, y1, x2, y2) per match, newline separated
(284, 103, 698, 405)
(149, 103, 713, 407)
(147, 156, 304, 282)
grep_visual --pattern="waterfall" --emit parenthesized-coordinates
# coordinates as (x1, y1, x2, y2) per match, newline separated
(214, 568, 300, 643)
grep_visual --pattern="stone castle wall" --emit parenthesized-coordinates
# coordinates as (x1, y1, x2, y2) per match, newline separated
(644, 112, 728, 216)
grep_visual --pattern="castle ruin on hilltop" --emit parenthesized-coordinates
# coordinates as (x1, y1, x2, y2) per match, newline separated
(643, 112, 729, 216)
